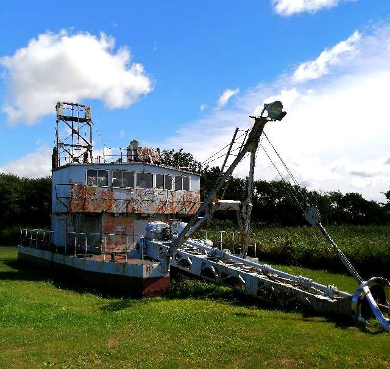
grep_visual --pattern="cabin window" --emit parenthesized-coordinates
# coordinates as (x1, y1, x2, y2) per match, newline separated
(98, 170, 108, 187)
(123, 171, 134, 188)
(112, 170, 134, 188)
(156, 174, 173, 190)
(156, 174, 164, 189)
(112, 170, 122, 187)
(87, 169, 108, 187)
(175, 176, 183, 190)
(87, 169, 97, 186)
(183, 176, 190, 191)
(137, 172, 153, 189)
(164, 175, 173, 190)
(172, 175, 190, 191)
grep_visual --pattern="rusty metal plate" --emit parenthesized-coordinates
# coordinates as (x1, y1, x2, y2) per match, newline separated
(68, 184, 200, 215)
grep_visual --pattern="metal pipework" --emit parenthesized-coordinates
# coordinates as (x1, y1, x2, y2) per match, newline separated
(184, 239, 349, 298)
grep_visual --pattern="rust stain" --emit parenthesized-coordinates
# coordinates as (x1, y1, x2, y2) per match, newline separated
(134, 146, 161, 164)
(68, 184, 200, 215)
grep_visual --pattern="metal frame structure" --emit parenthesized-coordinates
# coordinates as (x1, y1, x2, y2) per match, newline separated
(54, 102, 93, 168)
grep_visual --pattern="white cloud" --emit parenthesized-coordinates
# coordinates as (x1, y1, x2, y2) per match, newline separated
(160, 25, 390, 201)
(217, 88, 239, 108)
(271, 0, 353, 16)
(0, 30, 152, 125)
(293, 31, 360, 82)
(119, 130, 125, 138)
(0, 146, 52, 178)
(200, 103, 207, 111)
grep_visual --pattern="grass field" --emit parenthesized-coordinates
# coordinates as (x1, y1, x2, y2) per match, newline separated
(0, 247, 389, 369)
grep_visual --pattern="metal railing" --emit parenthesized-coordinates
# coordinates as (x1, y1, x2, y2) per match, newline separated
(199, 230, 258, 257)
(19, 229, 144, 263)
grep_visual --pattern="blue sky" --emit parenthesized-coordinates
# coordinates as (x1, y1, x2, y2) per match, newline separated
(1, 0, 390, 201)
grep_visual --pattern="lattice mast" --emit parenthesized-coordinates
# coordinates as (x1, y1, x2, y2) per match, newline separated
(53, 102, 93, 169)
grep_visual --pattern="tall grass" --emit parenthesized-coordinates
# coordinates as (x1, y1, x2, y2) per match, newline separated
(199, 222, 390, 279)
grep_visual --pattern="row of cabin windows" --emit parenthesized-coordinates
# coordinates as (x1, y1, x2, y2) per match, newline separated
(86, 169, 190, 191)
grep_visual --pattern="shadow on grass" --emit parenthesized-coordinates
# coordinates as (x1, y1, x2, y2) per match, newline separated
(1, 257, 141, 299)
(1, 257, 49, 282)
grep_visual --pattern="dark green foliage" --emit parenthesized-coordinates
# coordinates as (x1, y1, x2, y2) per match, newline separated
(210, 169, 389, 226)
(0, 226, 21, 246)
(0, 173, 22, 227)
(200, 166, 246, 202)
(0, 173, 51, 229)
(160, 148, 202, 173)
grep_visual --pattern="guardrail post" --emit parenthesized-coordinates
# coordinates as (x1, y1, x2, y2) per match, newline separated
(103, 234, 107, 262)
(74, 233, 77, 257)
(232, 232, 235, 254)
(53, 232, 57, 253)
(125, 235, 128, 263)
(220, 231, 226, 250)
(254, 233, 257, 258)
(84, 234, 88, 258)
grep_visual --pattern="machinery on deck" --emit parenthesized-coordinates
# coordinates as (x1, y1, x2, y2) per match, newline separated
(19, 101, 390, 332)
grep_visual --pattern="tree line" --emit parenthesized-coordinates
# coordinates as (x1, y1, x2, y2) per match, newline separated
(0, 174, 51, 229)
(171, 150, 390, 226)
(201, 167, 390, 226)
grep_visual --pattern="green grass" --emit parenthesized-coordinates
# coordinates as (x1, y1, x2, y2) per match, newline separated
(0, 247, 389, 369)
(201, 224, 390, 278)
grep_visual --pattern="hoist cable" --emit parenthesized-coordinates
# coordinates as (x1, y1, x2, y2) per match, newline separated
(201, 130, 249, 166)
(263, 132, 300, 187)
(262, 132, 311, 208)
(260, 144, 306, 213)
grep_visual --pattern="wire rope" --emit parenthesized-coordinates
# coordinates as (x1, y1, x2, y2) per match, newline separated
(260, 143, 306, 213)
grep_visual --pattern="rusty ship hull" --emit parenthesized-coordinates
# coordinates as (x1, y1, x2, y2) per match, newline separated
(18, 246, 170, 296)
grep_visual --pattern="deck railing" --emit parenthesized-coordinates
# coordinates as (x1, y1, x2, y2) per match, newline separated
(19, 229, 144, 262)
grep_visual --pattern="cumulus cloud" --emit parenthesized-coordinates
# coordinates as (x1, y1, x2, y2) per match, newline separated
(217, 88, 239, 108)
(293, 31, 360, 82)
(0, 30, 152, 125)
(0, 146, 52, 178)
(200, 103, 207, 111)
(160, 25, 390, 201)
(271, 0, 354, 16)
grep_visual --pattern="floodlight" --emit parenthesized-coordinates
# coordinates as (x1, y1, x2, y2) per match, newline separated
(130, 140, 139, 149)
(264, 101, 287, 120)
